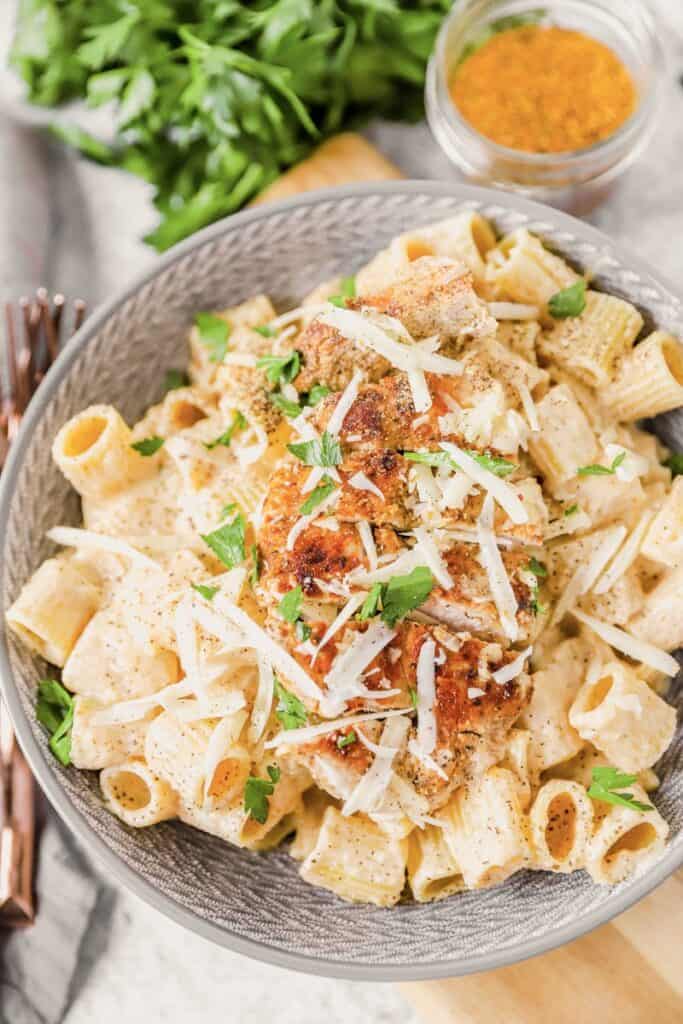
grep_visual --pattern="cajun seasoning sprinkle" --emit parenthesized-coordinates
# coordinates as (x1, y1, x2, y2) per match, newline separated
(450, 25, 638, 154)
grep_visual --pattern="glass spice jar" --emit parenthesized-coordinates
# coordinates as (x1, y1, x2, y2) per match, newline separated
(425, 0, 665, 215)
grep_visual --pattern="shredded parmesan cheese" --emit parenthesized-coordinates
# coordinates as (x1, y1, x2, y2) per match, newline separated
(348, 472, 385, 502)
(413, 527, 453, 590)
(197, 600, 323, 701)
(286, 488, 339, 550)
(491, 646, 532, 685)
(407, 737, 448, 780)
(326, 368, 363, 435)
(356, 520, 378, 570)
(91, 680, 194, 726)
(440, 442, 529, 525)
(202, 711, 248, 804)
(342, 716, 409, 816)
(551, 525, 627, 626)
(312, 592, 366, 663)
(264, 706, 412, 748)
(517, 382, 540, 433)
(572, 609, 679, 677)
(248, 652, 274, 743)
(323, 620, 396, 715)
(476, 495, 519, 641)
(415, 638, 437, 754)
(47, 526, 160, 570)
(593, 510, 655, 595)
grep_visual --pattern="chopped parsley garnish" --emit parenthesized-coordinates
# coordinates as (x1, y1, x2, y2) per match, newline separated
(307, 384, 331, 407)
(664, 453, 683, 477)
(204, 410, 246, 449)
(587, 766, 653, 813)
(379, 566, 434, 628)
(195, 312, 231, 363)
(200, 510, 246, 568)
(244, 764, 281, 824)
(295, 619, 311, 642)
(548, 279, 587, 319)
(253, 324, 275, 338)
(274, 677, 308, 730)
(256, 350, 301, 387)
(337, 730, 356, 750)
(36, 679, 74, 766)
(464, 449, 518, 477)
(131, 435, 164, 456)
(408, 686, 418, 709)
(299, 477, 336, 515)
(564, 504, 579, 517)
(357, 583, 383, 622)
(249, 544, 260, 588)
(403, 450, 453, 469)
(404, 448, 517, 477)
(164, 368, 189, 391)
(577, 452, 625, 477)
(329, 276, 356, 308)
(355, 569, 434, 628)
(191, 583, 219, 601)
(278, 585, 303, 623)
(527, 557, 548, 579)
(268, 392, 302, 418)
(287, 430, 342, 468)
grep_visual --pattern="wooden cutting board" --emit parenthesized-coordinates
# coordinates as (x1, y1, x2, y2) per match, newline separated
(257, 133, 683, 1023)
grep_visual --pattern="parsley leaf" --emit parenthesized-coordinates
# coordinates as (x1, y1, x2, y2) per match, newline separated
(337, 730, 356, 750)
(36, 679, 74, 766)
(307, 384, 331, 407)
(564, 504, 579, 517)
(404, 448, 516, 477)
(164, 369, 189, 392)
(204, 410, 246, 450)
(380, 566, 434, 627)
(527, 557, 548, 579)
(299, 477, 336, 515)
(244, 764, 281, 824)
(195, 313, 231, 363)
(253, 324, 275, 338)
(464, 449, 518, 477)
(329, 276, 356, 308)
(403, 450, 453, 469)
(664, 453, 683, 477)
(268, 392, 302, 418)
(131, 435, 164, 456)
(548, 280, 587, 319)
(295, 619, 312, 642)
(577, 452, 626, 477)
(200, 511, 246, 568)
(278, 585, 303, 623)
(256, 350, 301, 387)
(287, 431, 342, 468)
(357, 582, 383, 622)
(12, 3, 451, 251)
(191, 583, 219, 601)
(274, 677, 308, 730)
(408, 686, 418, 709)
(587, 766, 654, 813)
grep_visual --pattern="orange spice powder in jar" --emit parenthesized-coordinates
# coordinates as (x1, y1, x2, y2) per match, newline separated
(450, 25, 638, 154)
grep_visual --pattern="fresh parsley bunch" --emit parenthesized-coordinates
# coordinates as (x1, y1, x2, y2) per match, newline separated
(11, 0, 452, 250)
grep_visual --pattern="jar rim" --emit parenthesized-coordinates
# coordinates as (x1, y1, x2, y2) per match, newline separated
(429, 0, 666, 171)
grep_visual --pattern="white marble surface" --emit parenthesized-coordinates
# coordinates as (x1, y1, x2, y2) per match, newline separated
(1, 4, 683, 1022)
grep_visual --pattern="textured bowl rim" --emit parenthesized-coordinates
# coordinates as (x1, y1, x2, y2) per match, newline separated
(1, 180, 681, 981)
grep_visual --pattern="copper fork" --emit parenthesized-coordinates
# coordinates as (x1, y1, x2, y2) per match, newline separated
(0, 292, 86, 926)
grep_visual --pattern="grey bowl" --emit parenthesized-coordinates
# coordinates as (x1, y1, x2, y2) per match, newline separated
(1, 182, 682, 980)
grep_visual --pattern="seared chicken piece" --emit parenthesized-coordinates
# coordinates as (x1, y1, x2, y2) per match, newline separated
(348, 257, 496, 344)
(422, 542, 540, 644)
(294, 257, 495, 392)
(287, 622, 530, 812)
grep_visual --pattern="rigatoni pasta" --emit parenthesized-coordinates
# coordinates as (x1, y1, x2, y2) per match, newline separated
(7, 212, 681, 906)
